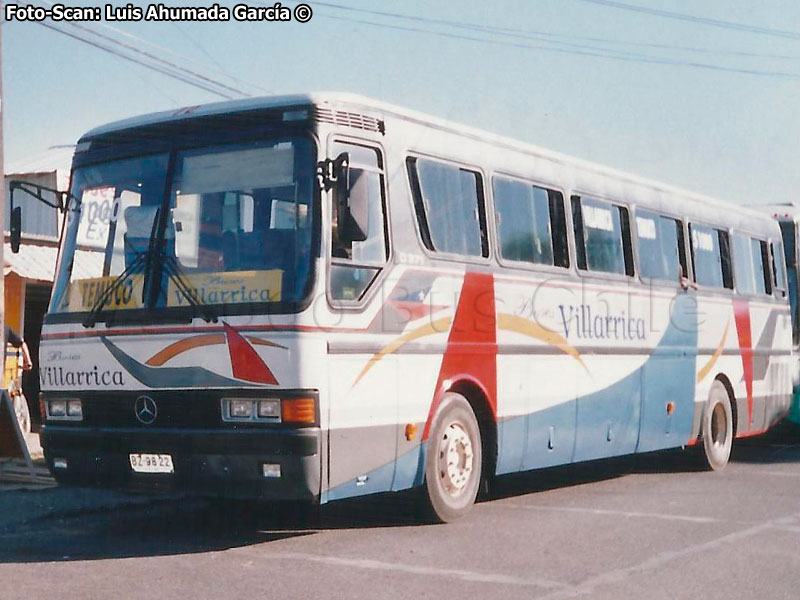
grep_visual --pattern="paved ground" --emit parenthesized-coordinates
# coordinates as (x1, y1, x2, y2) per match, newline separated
(1, 425, 800, 599)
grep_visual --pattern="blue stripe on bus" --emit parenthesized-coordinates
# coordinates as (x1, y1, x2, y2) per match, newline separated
(324, 443, 426, 503)
(325, 294, 699, 502)
(497, 293, 697, 472)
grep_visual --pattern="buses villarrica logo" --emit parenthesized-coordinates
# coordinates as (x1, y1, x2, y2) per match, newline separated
(101, 322, 287, 389)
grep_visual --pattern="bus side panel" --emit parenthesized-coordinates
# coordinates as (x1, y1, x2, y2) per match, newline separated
(572, 287, 645, 462)
(325, 354, 399, 500)
(392, 352, 445, 491)
(746, 302, 793, 432)
(573, 358, 641, 462)
(637, 292, 697, 453)
(493, 276, 579, 474)
(495, 355, 532, 474)
(520, 356, 577, 472)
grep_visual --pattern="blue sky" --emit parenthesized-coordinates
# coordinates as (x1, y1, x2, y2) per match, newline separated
(3, 0, 799, 205)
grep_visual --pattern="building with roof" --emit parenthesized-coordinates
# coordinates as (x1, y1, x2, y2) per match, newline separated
(4, 145, 77, 430)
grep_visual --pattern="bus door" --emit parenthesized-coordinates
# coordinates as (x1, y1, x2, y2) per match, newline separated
(324, 138, 398, 499)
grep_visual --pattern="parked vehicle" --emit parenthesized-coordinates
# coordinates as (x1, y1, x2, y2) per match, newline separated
(9, 94, 793, 521)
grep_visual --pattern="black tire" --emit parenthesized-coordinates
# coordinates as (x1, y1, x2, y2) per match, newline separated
(421, 392, 482, 523)
(700, 380, 734, 471)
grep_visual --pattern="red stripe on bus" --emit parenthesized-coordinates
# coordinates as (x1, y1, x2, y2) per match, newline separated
(223, 322, 278, 385)
(732, 299, 754, 427)
(422, 272, 498, 441)
(40, 323, 366, 340)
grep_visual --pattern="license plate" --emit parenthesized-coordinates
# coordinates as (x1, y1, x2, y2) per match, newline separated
(129, 453, 174, 474)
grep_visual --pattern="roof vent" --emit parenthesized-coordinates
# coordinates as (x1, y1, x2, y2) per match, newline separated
(314, 107, 385, 135)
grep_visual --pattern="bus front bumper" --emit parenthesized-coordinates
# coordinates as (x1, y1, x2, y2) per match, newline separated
(40, 425, 321, 501)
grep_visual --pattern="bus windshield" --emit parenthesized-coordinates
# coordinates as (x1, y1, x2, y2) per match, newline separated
(50, 136, 318, 319)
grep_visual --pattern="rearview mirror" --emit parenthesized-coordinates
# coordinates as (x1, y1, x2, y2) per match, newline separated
(10, 207, 21, 254)
(332, 153, 368, 243)
(7, 179, 76, 253)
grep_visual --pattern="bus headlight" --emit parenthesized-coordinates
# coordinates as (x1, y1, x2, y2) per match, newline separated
(257, 399, 281, 419)
(67, 400, 83, 417)
(48, 400, 67, 417)
(47, 398, 83, 421)
(229, 399, 253, 419)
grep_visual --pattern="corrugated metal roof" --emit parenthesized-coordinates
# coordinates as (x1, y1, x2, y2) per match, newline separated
(5, 146, 75, 190)
(3, 243, 103, 282)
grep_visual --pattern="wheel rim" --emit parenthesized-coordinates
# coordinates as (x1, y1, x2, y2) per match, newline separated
(437, 421, 474, 497)
(711, 402, 728, 449)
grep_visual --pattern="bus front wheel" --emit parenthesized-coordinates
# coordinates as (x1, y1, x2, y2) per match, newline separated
(701, 380, 733, 471)
(421, 392, 482, 523)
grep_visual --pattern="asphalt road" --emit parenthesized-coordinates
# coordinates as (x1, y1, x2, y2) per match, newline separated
(2, 426, 800, 600)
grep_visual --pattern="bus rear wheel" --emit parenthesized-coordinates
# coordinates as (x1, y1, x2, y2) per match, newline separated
(421, 392, 482, 523)
(701, 380, 733, 471)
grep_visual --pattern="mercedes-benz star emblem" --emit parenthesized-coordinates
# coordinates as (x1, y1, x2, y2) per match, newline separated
(134, 395, 158, 425)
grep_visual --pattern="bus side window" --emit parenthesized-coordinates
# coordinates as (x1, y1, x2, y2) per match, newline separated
(635, 210, 684, 282)
(732, 233, 756, 294)
(492, 176, 568, 268)
(407, 157, 488, 258)
(752, 238, 771, 296)
(571, 195, 633, 276)
(732, 234, 771, 296)
(772, 240, 787, 297)
(329, 142, 389, 302)
(689, 223, 733, 289)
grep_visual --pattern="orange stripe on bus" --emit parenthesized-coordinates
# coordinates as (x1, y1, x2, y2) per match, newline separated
(496, 313, 586, 370)
(696, 320, 730, 383)
(352, 316, 453, 387)
(145, 334, 226, 366)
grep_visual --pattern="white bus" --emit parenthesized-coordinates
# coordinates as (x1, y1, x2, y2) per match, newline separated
(10, 93, 793, 522)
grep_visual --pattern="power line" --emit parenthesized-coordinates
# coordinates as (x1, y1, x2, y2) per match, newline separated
(64, 20, 251, 97)
(34, 0, 266, 97)
(104, 20, 271, 94)
(320, 13, 800, 81)
(313, 1, 800, 62)
(94, 18, 272, 94)
(572, 0, 800, 41)
(171, 22, 229, 72)
(35, 21, 237, 99)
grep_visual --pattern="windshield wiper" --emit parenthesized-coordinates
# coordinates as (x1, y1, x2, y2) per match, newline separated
(160, 256, 219, 323)
(83, 205, 218, 326)
(81, 250, 219, 327)
(82, 251, 148, 328)
(82, 207, 162, 328)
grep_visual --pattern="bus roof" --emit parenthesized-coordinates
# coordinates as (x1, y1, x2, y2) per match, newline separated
(81, 91, 774, 226)
(750, 203, 800, 222)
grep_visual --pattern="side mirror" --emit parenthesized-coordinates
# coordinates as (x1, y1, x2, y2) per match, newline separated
(10, 206, 21, 254)
(7, 179, 75, 254)
(332, 153, 368, 243)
